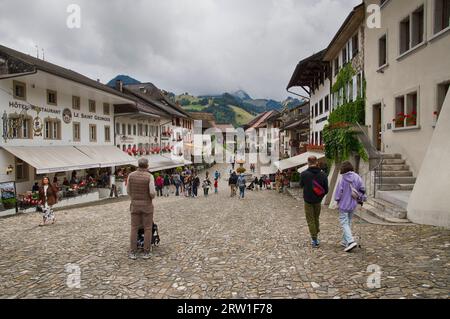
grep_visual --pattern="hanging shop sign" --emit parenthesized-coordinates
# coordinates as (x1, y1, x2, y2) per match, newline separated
(33, 108, 43, 137)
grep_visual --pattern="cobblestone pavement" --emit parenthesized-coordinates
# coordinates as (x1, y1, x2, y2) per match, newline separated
(0, 164, 448, 299)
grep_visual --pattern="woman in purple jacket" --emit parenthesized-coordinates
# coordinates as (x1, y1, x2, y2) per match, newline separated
(334, 161, 366, 253)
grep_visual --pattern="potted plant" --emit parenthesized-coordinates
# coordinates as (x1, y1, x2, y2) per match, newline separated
(290, 171, 301, 188)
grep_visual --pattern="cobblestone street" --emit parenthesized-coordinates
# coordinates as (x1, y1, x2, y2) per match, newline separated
(0, 165, 448, 299)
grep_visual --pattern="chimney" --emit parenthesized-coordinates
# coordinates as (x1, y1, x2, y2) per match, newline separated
(115, 79, 123, 92)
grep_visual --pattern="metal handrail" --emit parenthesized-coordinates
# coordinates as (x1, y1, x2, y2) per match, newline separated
(354, 123, 384, 197)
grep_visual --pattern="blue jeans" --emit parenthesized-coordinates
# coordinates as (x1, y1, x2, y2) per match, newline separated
(239, 186, 245, 198)
(339, 210, 355, 245)
(175, 184, 180, 196)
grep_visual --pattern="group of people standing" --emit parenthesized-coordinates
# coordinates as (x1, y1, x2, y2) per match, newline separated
(153, 169, 221, 199)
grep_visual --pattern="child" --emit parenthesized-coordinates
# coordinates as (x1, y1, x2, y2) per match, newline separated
(214, 179, 219, 194)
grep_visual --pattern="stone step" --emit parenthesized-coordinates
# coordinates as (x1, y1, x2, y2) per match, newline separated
(381, 154, 402, 160)
(375, 176, 416, 184)
(382, 159, 406, 165)
(359, 203, 411, 225)
(379, 184, 415, 191)
(381, 164, 410, 171)
(380, 170, 413, 177)
(367, 197, 407, 218)
(376, 191, 411, 211)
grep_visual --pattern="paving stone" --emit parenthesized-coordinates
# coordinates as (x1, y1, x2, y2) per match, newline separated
(0, 163, 448, 299)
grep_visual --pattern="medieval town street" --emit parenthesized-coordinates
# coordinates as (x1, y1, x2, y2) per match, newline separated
(0, 165, 448, 300)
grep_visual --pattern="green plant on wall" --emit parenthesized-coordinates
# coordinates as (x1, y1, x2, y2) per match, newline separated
(324, 63, 368, 164)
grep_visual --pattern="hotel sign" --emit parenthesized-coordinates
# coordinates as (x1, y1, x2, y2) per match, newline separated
(9, 101, 61, 115)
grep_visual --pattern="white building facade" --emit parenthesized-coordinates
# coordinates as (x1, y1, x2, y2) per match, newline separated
(0, 45, 136, 213)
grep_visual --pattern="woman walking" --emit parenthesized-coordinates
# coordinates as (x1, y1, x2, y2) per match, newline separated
(334, 161, 366, 253)
(38, 177, 58, 226)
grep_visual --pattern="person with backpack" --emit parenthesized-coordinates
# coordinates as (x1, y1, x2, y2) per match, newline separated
(300, 156, 329, 248)
(334, 161, 366, 253)
(237, 173, 247, 199)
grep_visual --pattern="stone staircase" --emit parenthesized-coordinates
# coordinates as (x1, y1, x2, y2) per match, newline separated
(356, 153, 415, 225)
(376, 154, 416, 191)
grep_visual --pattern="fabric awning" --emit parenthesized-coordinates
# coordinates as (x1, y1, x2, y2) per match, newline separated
(275, 152, 325, 171)
(3, 145, 137, 175)
(144, 154, 192, 173)
(76, 145, 137, 168)
(2, 146, 100, 174)
(260, 152, 325, 175)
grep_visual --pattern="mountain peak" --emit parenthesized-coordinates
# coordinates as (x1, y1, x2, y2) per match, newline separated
(107, 75, 141, 87)
(231, 90, 252, 101)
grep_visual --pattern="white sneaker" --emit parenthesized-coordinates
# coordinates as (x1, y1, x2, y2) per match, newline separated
(344, 242, 358, 252)
(142, 252, 152, 260)
(128, 252, 138, 260)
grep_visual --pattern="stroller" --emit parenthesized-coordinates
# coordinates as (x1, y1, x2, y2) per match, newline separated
(137, 224, 160, 251)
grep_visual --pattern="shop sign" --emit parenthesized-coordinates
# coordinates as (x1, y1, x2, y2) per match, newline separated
(73, 112, 111, 122)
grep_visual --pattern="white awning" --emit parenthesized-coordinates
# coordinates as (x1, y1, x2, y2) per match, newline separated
(2, 146, 100, 174)
(275, 152, 325, 171)
(144, 154, 192, 173)
(76, 145, 137, 168)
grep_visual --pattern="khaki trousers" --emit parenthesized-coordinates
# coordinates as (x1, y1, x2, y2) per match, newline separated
(304, 202, 321, 241)
(130, 204, 154, 253)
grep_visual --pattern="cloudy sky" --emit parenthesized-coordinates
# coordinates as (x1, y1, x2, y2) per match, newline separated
(0, 0, 361, 100)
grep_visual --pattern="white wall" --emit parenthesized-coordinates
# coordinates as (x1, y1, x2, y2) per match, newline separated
(310, 80, 331, 145)
(0, 70, 132, 195)
(407, 90, 450, 228)
(365, 0, 450, 175)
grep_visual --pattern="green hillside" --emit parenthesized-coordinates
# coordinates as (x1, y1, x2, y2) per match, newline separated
(230, 106, 255, 126)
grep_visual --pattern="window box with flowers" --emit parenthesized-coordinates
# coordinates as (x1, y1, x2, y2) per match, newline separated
(393, 92, 420, 131)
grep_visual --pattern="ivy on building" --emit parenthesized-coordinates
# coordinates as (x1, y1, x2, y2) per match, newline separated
(323, 63, 368, 164)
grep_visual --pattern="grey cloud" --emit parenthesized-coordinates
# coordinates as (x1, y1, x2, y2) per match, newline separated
(0, 0, 361, 100)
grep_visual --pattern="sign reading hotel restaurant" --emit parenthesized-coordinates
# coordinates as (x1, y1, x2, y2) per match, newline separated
(9, 101, 60, 115)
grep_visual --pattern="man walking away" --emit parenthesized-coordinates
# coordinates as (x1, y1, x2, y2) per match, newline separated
(173, 172, 181, 196)
(300, 156, 329, 248)
(192, 174, 200, 197)
(163, 174, 171, 197)
(334, 161, 366, 253)
(237, 173, 247, 199)
(229, 172, 237, 197)
(127, 158, 156, 260)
